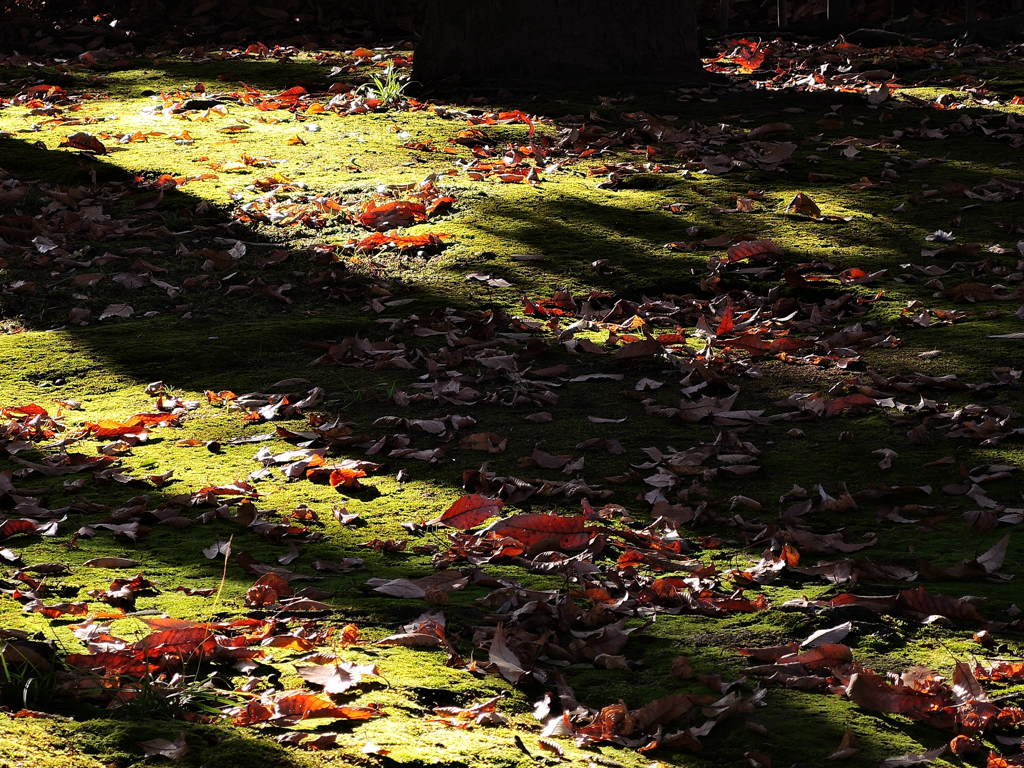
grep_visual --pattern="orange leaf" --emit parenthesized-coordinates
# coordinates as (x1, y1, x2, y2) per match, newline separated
(328, 467, 367, 488)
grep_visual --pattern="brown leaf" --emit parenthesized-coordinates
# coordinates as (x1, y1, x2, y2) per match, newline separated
(631, 693, 696, 732)
(529, 448, 571, 469)
(725, 239, 783, 263)
(784, 192, 822, 218)
(297, 661, 379, 694)
(826, 729, 859, 760)
(458, 433, 507, 453)
(139, 733, 189, 760)
(845, 670, 944, 720)
(976, 534, 1010, 574)
(611, 340, 663, 361)
(489, 623, 528, 684)
(244, 572, 292, 607)
(897, 586, 985, 623)
(775, 644, 853, 669)
(60, 132, 107, 154)
(367, 578, 425, 599)
(234, 691, 382, 726)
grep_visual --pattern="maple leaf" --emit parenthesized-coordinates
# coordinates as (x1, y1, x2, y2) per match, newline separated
(704, 39, 767, 73)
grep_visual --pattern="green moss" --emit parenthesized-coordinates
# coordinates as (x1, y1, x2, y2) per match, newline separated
(3, 45, 1024, 768)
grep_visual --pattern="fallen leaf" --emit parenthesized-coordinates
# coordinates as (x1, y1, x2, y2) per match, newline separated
(139, 733, 189, 760)
(784, 192, 822, 218)
(297, 661, 379, 694)
(60, 132, 107, 154)
(428, 494, 504, 529)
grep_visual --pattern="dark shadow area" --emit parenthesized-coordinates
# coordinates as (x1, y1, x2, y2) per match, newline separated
(0, 0, 420, 52)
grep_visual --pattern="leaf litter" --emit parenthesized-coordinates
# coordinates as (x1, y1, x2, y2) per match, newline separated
(4, 17, 1024, 768)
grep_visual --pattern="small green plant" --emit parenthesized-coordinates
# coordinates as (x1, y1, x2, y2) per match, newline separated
(111, 669, 238, 720)
(0, 638, 58, 711)
(360, 63, 410, 108)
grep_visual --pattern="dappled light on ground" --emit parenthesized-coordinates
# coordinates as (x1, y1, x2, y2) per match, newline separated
(2, 28, 1024, 768)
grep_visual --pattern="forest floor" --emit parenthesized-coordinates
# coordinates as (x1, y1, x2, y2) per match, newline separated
(1, 33, 1024, 768)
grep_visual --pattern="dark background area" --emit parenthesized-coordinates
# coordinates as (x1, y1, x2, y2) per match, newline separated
(1, 0, 1021, 54)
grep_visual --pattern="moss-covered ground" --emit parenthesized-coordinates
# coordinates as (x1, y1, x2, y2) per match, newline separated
(2, 36, 1024, 767)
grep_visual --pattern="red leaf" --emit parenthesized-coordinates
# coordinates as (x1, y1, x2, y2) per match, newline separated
(24, 600, 90, 618)
(26, 84, 67, 100)
(354, 199, 426, 230)
(728, 332, 811, 356)
(523, 292, 575, 317)
(134, 627, 216, 657)
(839, 267, 868, 282)
(347, 232, 448, 254)
(2, 404, 49, 417)
(823, 394, 878, 417)
(351, 183, 454, 231)
(483, 513, 590, 550)
(715, 305, 735, 336)
(428, 494, 504, 529)
(66, 651, 152, 678)
(699, 593, 769, 613)
(0, 519, 39, 540)
(976, 662, 1024, 682)
(705, 39, 767, 73)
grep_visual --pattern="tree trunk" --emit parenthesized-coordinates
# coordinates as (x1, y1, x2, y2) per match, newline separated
(414, 0, 701, 89)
